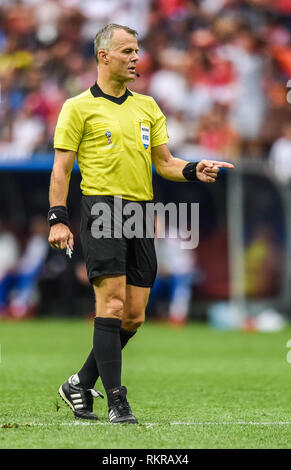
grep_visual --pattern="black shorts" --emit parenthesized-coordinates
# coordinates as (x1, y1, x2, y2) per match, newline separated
(80, 195, 157, 287)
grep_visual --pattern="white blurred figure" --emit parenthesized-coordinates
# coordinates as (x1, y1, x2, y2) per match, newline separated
(0, 107, 45, 160)
(150, 216, 198, 326)
(218, 29, 266, 140)
(269, 121, 291, 184)
(78, 0, 150, 43)
(185, 84, 213, 121)
(166, 110, 190, 153)
(199, 0, 229, 15)
(9, 216, 49, 319)
(149, 68, 188, 113)
(111, 0, 150, 40)
(149, 49, 189, 114)
(34, 0, 61, 45)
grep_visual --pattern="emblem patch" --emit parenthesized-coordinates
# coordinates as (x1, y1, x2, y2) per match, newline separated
(140, 125, 150, 150)
(105, 131, 112, 144)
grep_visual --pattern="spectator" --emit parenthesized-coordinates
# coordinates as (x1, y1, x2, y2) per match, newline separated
(8, 216, 49, 319)
(0, 104, 45, 159)
(218, 28, 267, 145)
(195, 103, 241, 159)
(269, 121, 291, 184)
(244, 225, 282, 298)
(148, 216, 198, 326)
(0, 218, 20, 315)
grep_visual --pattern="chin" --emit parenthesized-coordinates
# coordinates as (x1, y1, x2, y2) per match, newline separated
(122, 73, 135, 83)
(117, 72, 134, 83)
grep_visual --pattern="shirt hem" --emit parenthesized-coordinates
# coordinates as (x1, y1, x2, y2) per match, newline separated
(54, 143, 78, 152)
(151, 139, 169, 148)
(81, 191, 154, 202)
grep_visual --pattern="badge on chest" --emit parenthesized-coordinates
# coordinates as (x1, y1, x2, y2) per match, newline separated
(140, 125, 150, 150)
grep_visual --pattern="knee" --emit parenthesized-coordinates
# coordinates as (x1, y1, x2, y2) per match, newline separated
(103, 297, 125, 319)
(122, 319, 144, 331)
(122, 311, 145, 331)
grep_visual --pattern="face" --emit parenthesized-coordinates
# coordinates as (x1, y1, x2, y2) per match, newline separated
(100, 29, 139, 82)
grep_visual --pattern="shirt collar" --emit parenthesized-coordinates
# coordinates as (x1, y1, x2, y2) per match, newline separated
(90, 82, 133, 104)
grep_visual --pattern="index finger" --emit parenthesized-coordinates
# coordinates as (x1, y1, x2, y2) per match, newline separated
(211, 161, 235, 169)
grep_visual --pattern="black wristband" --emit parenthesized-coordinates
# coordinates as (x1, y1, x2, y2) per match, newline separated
(48, 206, 69, 227)
(182, 162, 198, 181)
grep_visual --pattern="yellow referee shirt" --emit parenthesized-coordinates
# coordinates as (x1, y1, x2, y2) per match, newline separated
(54, 83, 169, 201)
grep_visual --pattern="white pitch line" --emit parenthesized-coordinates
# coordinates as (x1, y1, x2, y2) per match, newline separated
(2, 421, 291, 427)
(170, 422, 291, 426)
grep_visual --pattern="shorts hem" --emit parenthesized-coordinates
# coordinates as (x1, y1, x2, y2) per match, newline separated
(126, 280, 155, 288)
(89, 271, 126, 283)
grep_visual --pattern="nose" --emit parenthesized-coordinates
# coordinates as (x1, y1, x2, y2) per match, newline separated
(131, 51, 139, 62)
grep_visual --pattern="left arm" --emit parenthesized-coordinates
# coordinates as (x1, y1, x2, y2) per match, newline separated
(151, 144, 234, 183)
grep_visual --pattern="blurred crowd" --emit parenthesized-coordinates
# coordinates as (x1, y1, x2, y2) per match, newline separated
(0, 0, 291, 164)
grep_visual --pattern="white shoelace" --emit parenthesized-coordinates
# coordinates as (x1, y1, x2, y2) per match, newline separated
(88, 389, 104, 399)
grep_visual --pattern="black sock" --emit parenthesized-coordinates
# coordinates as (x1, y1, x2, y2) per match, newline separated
(77, 349, 97, 389)
(120, 327, 137, 349)
(93, 317, 122, 392)
(78, 327, 136, 389)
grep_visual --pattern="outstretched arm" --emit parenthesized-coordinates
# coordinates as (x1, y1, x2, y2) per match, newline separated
(151, 144, 234, 183)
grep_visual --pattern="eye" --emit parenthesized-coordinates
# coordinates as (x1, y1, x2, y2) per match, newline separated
(123, 49, 138, 54)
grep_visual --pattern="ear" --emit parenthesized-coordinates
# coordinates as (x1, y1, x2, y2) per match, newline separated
(98, 49, 109, 64)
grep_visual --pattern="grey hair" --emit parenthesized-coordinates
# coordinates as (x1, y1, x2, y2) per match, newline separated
(94, 24, 138, 63)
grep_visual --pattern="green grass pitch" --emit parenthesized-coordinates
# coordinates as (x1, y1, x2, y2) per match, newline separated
(1, 318, 291, 449)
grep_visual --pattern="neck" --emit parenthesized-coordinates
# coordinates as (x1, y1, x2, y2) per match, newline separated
(97, 74, 127, 98)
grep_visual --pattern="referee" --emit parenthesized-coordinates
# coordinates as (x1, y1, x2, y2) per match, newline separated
(48, 24, 234, 424)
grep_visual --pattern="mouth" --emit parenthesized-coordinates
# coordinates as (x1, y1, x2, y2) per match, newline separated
(128, 66, 136, 73)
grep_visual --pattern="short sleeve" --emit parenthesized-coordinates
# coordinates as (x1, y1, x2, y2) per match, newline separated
(54, 99, 83, 152)
(151, 98, 169, 148)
